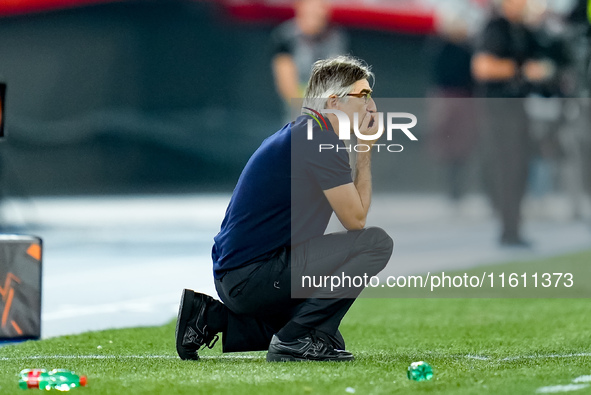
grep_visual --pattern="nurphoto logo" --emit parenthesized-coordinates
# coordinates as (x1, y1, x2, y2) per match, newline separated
(303, 107, 418, 153)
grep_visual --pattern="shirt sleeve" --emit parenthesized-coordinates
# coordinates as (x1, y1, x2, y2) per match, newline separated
(306, 133, 353, 191)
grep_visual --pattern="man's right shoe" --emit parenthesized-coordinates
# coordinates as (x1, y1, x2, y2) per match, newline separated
(175, 289, 220, 360)
(266, 334, 354, 362)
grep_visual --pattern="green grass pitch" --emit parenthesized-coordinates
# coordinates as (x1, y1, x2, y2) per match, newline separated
(1, 250, 590, 394)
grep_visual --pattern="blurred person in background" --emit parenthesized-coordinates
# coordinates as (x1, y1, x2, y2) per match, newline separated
(271, 0, 348, 118)
(426, 9, 477, 207)
(560, 0, 591, 218)
(522, 6, 572, 218)
(472, 0, 557, 246)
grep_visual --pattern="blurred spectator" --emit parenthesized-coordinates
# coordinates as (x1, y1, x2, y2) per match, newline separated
(270, 0, 348, 118)
(522, 6, 572, 216)
(472, 0, 557, 246)
(563, 0, 591, 216)
(426, 11, 477, 205)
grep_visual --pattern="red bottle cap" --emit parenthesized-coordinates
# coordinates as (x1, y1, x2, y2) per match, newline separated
(27, 370, 42, 389)
(79, 376, 87, 387)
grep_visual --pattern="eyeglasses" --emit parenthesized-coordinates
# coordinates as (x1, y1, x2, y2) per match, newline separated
(346, 91, 372, 104)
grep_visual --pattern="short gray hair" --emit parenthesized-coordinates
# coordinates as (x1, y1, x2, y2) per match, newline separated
(302, 56, 374, 113)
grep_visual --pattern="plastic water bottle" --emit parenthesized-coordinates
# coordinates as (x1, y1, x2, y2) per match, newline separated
(407, 361, 434, 381)
(18, 369, 87, 390)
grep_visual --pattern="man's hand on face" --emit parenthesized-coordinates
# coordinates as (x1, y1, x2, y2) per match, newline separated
(356, 111, 380, 148)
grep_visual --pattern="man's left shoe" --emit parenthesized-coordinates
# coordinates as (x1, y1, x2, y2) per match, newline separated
(175, 289, 221, 360)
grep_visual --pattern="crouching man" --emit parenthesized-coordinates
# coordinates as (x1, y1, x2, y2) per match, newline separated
(176, 55, 393, 362)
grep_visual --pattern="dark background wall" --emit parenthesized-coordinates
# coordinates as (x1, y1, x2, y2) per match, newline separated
(0, 0, 435, 196)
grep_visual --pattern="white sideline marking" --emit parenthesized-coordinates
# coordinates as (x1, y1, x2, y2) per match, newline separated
(536, 384, 590, 393)
(502, 353, 591, 361)
(0, 355, 176, 360)
(437, 352, 591, 362)
(573, 376, 591, 383)
(0, 355, 262, 361)
(465, 354, 490, 360)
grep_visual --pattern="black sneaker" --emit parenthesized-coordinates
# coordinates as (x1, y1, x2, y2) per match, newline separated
(175, 289, 220, 360)
(266, 334, 354, 362)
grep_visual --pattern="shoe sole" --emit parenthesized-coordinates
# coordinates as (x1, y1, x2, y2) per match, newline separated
(175, 289, 199, 360)
(266, 352, 354, 362)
